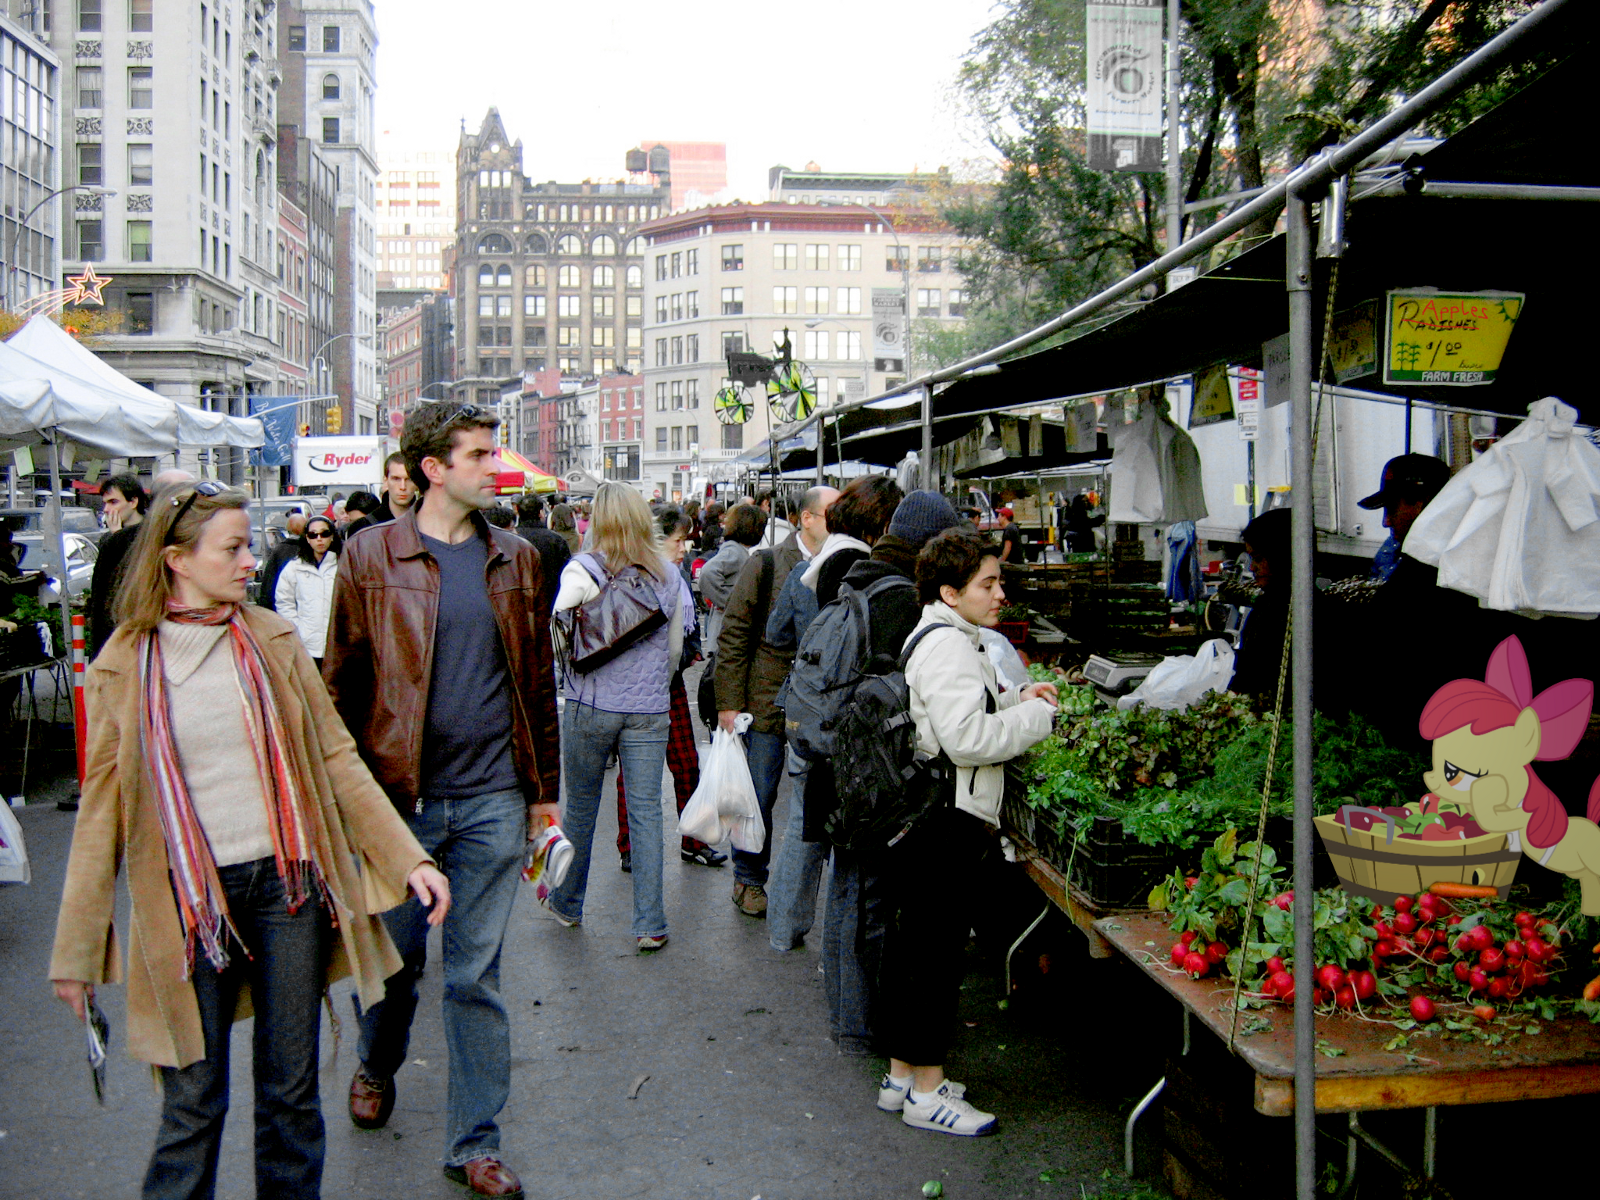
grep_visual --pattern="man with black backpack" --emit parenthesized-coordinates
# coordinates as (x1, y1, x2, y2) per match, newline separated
(713, 486, 836, 917)
(777, 490, 965, 1053)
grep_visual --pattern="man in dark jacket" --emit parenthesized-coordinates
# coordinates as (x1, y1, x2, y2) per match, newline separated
(808, 491, 965, 1056)
(257, 510, 306, 612)
(86, 473, 148, 659)
(713, 485, 834, 918)
(513, 493, 570, 611)
(369, 452, 417, 524)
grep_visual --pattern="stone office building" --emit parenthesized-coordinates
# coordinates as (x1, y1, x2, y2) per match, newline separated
(454, 109, 666, 384)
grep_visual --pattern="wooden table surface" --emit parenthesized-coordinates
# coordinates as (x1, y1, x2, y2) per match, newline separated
(1091, 910, 1600, 1116)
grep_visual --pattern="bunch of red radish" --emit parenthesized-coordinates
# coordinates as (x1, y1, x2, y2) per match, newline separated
(1166, 888, 1571, 1022)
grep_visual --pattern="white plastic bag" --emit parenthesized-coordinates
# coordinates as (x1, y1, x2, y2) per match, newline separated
(0, 802, 31, 885)
(1117, 638, 1236, 712)
(678, 713, 765, 852)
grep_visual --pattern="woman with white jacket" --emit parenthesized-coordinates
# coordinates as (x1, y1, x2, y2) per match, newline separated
(274, 515, 340, 665)
(875, 529, 1058, 1138)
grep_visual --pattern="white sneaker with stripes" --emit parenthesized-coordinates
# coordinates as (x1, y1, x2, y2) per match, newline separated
(900, 1080, 997, 1136)
(876, 1073, 967, 1113)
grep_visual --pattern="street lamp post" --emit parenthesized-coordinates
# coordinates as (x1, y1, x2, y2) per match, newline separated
(820, 199, 928, 488)
(6, 185, 119, 311)
(310, 331, 373, 432)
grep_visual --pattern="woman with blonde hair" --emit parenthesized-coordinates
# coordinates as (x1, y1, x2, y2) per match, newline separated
(48, 481, 450, 1199)
(549, 482, 690, 950)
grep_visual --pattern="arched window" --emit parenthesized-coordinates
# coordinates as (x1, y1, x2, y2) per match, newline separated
(322, 74, 340, 100)
(496, 265, 512, 287)
(524, 233, 547, 255)
(592, 265, 614, 288)
(557, 264, 581, 287)
(624, 236, 644, 255)
(476, 233, 512, 253)
(625, 264, 643, 288)
(591, 234, 616, 256)
(555, 234, 581, 255)
(478, 265, 494, 287)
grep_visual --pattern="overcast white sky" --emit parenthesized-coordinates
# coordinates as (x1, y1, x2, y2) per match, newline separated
(374, 0, 1001, 197)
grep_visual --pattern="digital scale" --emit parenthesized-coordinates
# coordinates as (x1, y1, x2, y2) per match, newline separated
(1082, 651, 1165, 704)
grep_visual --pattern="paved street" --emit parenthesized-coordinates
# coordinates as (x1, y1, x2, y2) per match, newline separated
(0, 703, 1159, 1200)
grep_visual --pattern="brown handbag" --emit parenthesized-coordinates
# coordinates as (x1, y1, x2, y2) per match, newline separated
(566, 554, 671, 675)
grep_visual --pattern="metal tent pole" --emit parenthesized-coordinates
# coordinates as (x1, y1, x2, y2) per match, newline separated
(1285, 190, 1318, 1200)
(1166, 0, 1183, 257)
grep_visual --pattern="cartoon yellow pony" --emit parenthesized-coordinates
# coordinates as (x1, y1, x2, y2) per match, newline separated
(1420, 636, 1600, 917)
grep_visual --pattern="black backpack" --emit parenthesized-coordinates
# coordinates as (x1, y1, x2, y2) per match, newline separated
(781, 573, 915, 762)
(826, 622, 975, 853)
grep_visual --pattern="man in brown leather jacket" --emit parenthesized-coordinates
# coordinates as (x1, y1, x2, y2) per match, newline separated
(323, 400, 559, 1200)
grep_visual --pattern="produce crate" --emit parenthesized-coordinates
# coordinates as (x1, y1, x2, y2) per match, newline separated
(1315, 812, 1521, 903)
(1073, 583, 1169, 636)
(0, 622, 47, 670)
(1068, 814, 1184, 909)
(1112, 538, 1146, 561)
(1113, 559, 1163, 585)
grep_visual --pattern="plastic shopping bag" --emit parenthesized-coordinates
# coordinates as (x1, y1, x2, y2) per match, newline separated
(1118, 638, 1236, 712)
(679, 713, 765, 852)
(0, 802, 31, 885)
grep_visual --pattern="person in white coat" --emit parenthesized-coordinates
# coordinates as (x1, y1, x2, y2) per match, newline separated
(274, 515, 340, 666)
(874, 529, 1058, 1138)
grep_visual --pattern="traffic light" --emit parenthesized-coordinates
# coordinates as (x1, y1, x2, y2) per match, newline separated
(298, 422, 311, 437)
(326, 406, 343, 434)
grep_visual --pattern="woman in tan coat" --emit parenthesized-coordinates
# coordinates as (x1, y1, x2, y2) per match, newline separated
(49, 481, 451, 1200)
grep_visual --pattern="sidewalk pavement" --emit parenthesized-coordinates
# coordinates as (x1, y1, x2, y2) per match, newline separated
(0, 731, 1162, 1200)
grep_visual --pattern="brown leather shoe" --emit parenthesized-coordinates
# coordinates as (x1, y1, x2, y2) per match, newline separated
(443, 1156, 524, 1198)
(348, 1066, 395, 1130)
(732, 881, 768, 918)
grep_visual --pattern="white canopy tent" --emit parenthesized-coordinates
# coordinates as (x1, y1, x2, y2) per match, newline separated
(7, 316, 264, 451)
(0, 344, 176, 460)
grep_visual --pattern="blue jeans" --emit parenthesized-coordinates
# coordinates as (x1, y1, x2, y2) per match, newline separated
(732, 728, 786, 887)
(823, 847, 885, 1056)
(144, 857, 331, 1200)
(767, 759, 828, 951)
(552, 703, 670, 937)
(355, 788, 525, 1168)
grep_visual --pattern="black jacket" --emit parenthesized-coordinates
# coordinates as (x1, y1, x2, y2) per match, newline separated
(258, 537, 302, 612)
(515, 523, 572, 613)
(87, 523, 140, 660)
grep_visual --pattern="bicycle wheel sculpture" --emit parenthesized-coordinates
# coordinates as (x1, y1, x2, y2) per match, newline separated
(713, 384, 755, 425)
(766, 359, 817, 422)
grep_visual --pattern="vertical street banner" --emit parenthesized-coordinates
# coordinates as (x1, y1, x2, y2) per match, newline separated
(250, 395, 299, 467)
(1086, 0, 1164, 172)
(871, 288, 905, 373)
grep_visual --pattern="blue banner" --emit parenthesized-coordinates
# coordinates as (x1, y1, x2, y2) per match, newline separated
(250, 395, 300, 467)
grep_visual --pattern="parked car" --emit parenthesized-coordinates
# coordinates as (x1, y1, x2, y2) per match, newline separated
(10, 531, 98, 600)
(0, 506, 103, 543)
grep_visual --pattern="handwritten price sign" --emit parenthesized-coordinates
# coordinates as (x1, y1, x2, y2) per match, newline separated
(1382, 289, 1524, 386)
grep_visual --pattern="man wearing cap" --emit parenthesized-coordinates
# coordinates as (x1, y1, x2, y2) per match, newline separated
(1351, 453, 1491, 752)
(994, 506, 1022, 563)
(1359, 454, 1451, 581)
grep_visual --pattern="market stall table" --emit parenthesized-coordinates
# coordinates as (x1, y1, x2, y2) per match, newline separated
(1092, 909, 1600, 1190)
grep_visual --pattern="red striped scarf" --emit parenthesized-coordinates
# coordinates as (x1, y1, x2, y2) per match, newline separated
(139, 602, 329, 975)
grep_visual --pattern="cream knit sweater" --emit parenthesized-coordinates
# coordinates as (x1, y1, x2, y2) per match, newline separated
(157, 621, 275, 867)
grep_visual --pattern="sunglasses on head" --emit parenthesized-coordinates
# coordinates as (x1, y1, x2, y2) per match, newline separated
(164, 480, 228, 544)
(445, 402, 485, 425)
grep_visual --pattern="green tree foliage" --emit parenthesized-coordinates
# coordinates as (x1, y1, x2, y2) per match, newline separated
(941, 0, 1568, 360)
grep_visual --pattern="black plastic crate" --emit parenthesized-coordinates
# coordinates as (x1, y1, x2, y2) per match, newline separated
(1068, 814, 1183, 908)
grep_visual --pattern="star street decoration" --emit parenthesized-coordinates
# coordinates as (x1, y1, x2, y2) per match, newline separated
(65, 266, 112, 305)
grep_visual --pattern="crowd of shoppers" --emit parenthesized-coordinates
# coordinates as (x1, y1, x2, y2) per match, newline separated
(49, 413, 1067, 1199)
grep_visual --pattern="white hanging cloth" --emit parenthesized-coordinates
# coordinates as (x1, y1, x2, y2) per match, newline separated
(1404, 397, 1600, 619)
(1108, 397, 1208, 524)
